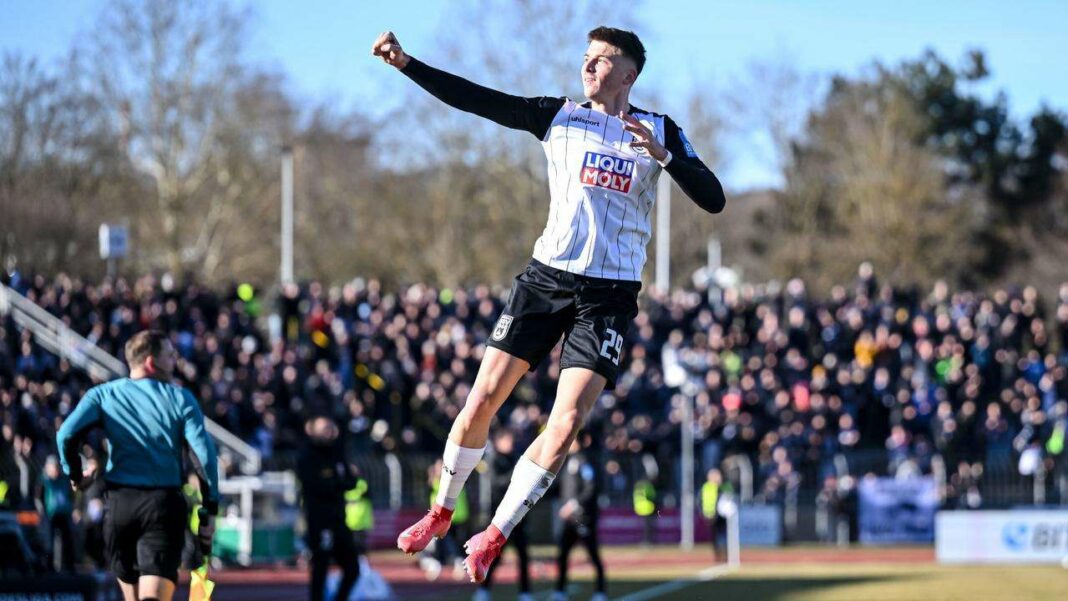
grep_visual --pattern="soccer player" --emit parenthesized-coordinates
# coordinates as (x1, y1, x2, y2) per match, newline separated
(56, 331, 218, 601)
(373, 26, 726, 583)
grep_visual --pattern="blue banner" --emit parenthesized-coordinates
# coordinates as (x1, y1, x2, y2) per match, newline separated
(859, 477, 939, 544)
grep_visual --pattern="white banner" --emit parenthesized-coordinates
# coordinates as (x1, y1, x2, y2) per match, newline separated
(936, 510, 1068, 564)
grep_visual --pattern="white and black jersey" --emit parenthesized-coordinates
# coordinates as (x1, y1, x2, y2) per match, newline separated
(402, 58, 725, 282)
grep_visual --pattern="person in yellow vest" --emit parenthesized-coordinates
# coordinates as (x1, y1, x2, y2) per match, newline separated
(633, 479, 656, 547)
(422, 460, 468, 581)
(701, 469, 722, 561)
(344, 470, 373, 556)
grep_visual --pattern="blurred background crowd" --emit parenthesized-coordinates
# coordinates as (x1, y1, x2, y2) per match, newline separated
(3, 264, 1067, 570)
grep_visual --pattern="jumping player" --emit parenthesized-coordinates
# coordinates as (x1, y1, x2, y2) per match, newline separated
(372, 26, 726, 583)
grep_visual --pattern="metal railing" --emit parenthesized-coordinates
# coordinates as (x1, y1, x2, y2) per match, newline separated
(0, 282, 262, 476)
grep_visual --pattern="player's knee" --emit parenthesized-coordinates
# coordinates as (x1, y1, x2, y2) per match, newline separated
(546, 410, 581, 442)
(461, 390, 495, 422)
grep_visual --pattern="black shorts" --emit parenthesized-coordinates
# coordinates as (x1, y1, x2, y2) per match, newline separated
(104, 484, 187, 584)
(487, 259, 641, 388)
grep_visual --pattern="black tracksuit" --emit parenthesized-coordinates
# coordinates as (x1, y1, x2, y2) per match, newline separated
(297, 440, 360, 601)
(482, 450, 531, 593)
(555, 450, 605, 594)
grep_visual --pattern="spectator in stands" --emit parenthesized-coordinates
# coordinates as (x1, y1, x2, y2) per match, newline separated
(0, 267, 1065, 565)
(39, 455, 75, 572)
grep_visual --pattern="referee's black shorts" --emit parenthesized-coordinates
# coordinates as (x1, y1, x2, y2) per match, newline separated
(104, 483, 187, 584)
(487, 259, 640, 389)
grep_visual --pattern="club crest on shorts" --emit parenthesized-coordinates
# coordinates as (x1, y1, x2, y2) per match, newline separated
(492, 314, 513, 341)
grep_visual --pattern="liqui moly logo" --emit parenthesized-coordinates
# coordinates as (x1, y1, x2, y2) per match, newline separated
(581, 152, 634, 193)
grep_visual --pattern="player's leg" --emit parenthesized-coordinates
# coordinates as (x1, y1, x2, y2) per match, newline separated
(464, 273, 634, 582)
(439, 348, 531, 504)
(524, 367, 605, 472)
(525, 274, 638, 475)
(136, 576, 175, 601)
(398, 349, 530, 554)
(104, 489, 141, 601)
(135, 489, 185, 601)
(117, 582, 138, 601)
(463, 366, 604, 582)
(401, 261, 569, 554)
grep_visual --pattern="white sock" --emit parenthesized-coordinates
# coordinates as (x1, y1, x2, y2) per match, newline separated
(491, 456, 555, 537)
(435, 440, 485, 510)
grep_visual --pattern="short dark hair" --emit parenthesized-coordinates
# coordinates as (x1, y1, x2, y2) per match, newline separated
(125, 330, 167, 366)
(588, 26, 646, 75)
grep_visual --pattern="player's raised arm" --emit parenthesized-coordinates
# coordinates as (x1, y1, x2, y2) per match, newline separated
(372, 30, 563, 139)
(622, 112, 726, 214)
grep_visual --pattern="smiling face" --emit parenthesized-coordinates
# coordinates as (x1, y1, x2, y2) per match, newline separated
(581, 40, 638, 103)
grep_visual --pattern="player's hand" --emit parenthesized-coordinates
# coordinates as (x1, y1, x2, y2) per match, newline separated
(371, 31, 410, 69)
(196, 509, 216, 556)
(620, 112, 668, 163)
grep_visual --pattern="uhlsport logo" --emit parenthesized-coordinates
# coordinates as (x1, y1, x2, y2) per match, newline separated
(492, 315, 513, 341)
(1001, 522, 1029, 550)
(581, 152, 634, 193)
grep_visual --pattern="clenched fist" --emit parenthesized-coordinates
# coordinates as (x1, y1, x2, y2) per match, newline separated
(371, 31, 410, 69)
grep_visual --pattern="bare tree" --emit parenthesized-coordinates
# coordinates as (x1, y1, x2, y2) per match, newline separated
(87, 0, 289, 279)
(0, 51, 128, 275)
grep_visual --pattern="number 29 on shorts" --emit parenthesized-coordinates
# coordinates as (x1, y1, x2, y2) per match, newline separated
(600, 328, 624, 365)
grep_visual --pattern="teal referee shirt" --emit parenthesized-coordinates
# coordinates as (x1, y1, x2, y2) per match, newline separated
(56, 377, 219, 510)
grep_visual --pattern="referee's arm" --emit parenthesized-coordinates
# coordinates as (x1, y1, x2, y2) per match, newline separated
(56, 387, 103, 485)
(181, 389, 220, 513)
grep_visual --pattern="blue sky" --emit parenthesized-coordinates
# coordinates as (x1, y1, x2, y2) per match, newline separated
(3, 0, 1066, 190)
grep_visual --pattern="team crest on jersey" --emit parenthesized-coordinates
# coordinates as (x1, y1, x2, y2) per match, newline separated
(581, 152, 635, 193)
(492, 315, 513, 341)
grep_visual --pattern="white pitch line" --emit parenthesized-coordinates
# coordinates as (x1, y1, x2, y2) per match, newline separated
(610, 563, 737, 601)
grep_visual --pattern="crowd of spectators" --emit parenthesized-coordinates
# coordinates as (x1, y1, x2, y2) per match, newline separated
(2, 265, 1067, 566)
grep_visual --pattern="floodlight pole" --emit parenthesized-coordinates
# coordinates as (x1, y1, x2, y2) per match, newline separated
(281, 146, 294, 285)
(655, 176, 671, 292)
(681, 384, 695, 550)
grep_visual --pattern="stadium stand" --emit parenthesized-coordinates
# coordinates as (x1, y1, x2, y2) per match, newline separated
(1, 268, 1066, 568)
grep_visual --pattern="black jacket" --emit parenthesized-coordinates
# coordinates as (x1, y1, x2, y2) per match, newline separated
(297, 440, 356, 529)
(558, 451, 599, 526)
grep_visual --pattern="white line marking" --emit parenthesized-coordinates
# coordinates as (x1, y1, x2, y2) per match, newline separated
(610, 563, 737, 601)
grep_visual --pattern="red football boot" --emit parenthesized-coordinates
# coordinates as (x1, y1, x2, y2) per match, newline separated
(462, 524, 507, 583)
(397, 504, 453, 554)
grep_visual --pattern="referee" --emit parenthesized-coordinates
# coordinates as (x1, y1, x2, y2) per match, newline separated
(56, 331, 219, 601)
